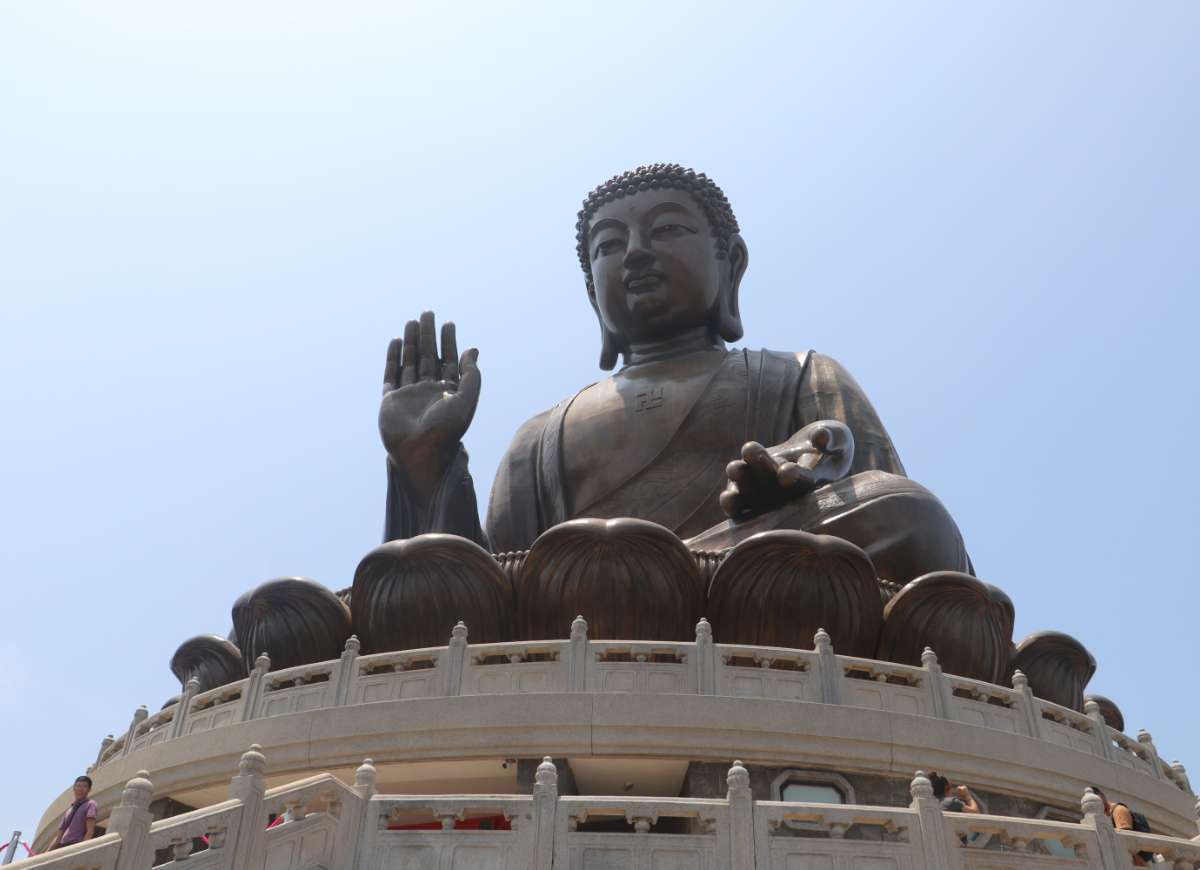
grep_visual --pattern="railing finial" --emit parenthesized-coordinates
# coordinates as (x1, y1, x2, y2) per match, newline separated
(239, 743, 266, 778)
(813, 627, 832, 652)
(570, 615, 588, 640)
(344, 634, 361, 655)
(910, 770, 933, 801)
(451, 621, 468, 642)
(355, 757, 378, 792)
(254, 652, 271, 673)
(726, 760, 750, 793)
(536, 756, 558, 789)
(1011, 669, 1028, 690)
(1081, 786, 1105, 818)
(120, 770, 154, 811)
(695, 617, 712, 642)
(920, 647, 939, 668)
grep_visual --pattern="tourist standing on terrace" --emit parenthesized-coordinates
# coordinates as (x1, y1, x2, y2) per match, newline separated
(47, 776, 96, 850)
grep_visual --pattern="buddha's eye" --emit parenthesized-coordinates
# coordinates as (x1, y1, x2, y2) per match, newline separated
(593, 238, 625, 259)
(651, 223, 694, 238)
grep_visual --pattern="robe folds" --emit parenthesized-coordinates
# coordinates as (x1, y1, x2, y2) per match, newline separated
(387, 348, 970, 583)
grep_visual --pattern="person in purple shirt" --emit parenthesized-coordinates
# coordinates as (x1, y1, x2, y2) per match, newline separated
(49, 776, 97, 850)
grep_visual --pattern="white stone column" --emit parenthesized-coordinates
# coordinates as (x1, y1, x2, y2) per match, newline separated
(119, 706, 148, 758)
(92, 734, 114, 770)
(921, 648, 953, 722)
(169, 677, 201, 739)
(1134, 729, 1165, 781)
(1080, 787, 1124, 870)
(240, 652, 271, 722)
(1010, 670, 1042, 738)
(1084, 700, 1115, 761)
(440, 622, 468, 697)
(726, 761, 755, 870)
(228, 745, 268, 870)
(566, 616, 588, 692)
(909, 771, 954, 870)
(333, 634, 361, 706)
(1170, 761, 1193, 794)
(531, 757, 558, 870)
(696, 618, 716, 695)
(110, 771, 154, 870)
(813, 628, 842, 705)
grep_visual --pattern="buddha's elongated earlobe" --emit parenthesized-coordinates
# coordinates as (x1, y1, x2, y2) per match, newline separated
(717, 235, 749, 343)
(589, 281, 626, 371)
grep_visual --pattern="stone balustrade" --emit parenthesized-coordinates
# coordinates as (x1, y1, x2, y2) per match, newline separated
(16, 752, 1200, 870)
(90, 619, 1195, 803)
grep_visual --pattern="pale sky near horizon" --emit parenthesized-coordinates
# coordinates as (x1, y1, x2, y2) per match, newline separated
(1, 1, 1197, 843)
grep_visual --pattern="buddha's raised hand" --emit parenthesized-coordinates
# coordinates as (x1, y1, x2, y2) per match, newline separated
(719, 420, 855, 520)
(379, 311, 481, 501)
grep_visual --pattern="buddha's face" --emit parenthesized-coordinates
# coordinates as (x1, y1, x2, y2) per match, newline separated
(587, 187, 730, 346)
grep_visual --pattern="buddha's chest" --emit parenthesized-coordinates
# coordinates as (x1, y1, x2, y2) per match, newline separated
(562, 351, 737, 513)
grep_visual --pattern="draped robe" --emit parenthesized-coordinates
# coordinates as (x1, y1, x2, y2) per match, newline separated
(386, 348, 970, 583)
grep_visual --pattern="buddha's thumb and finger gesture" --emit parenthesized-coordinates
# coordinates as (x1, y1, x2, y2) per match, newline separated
(379, 311, 481, 495)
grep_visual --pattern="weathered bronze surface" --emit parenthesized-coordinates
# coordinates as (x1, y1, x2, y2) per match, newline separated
(1012, 631, 1097, 712)
(170, 635, 247, 693)
(187, 165, 1100, 695)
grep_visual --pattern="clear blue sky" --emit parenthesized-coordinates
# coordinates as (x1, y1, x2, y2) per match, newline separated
(1, 1, 1197, 839)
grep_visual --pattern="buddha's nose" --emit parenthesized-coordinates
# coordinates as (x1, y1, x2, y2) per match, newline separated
(623, 235, 655, 270)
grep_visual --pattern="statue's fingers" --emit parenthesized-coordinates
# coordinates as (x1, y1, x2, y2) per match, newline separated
(400, 320, 419, 386)
(777, 461, 810, 489)
(456, 348, 481, 409)
(383, 337, 401, 394)
(726, 459, 751, 486)
(719, 485, 743, 519)
(418, 311, 439, 380)
(810, 425, 831, 452)
(441, 322, 459, 381)
(742, 442, 779, 487)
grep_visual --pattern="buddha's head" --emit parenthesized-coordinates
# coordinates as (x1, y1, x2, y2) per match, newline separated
(576, 164, 749, 369)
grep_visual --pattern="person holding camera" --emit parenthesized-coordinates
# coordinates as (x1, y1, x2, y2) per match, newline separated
(928, 771, 982, 813)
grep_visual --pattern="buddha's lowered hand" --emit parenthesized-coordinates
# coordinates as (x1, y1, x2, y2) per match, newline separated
(718, 420, 855, 520)
(378, 310, 481, 504)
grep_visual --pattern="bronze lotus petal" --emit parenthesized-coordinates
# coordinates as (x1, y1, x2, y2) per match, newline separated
(706, 530, 882, 655)
(1084, 693, 1125, 732)
(518, 517, 704, 641)
(1012, 631, 1096, 712)
(878, 571, 1014, 683)
(351, 533, 514, 653)
(231, 577, 351, 672)
(170, 634, 247, 693)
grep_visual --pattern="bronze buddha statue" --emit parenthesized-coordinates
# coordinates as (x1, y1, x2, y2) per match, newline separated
(378, 164, 969, 585)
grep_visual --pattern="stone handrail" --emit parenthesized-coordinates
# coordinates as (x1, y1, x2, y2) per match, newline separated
(90, 618, 1194, 802)
(17, 754, 1200, 870)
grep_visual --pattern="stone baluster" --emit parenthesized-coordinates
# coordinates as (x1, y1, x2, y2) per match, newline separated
(1080, 787, 1124, 870)
(566, 616, 588, 692)
(1084, 700, 1115, 761)
(229, 745, 268, 870)
(1010, 670, 1043, 738)
(119, 705, 148, 757)
(813, 629, 842, 705)
(334, 634, 361, 706)
(110, 770, 154, 870)
(1171, 761, 1193, 794)
(726, 761, 755, 870)
(92, 734, 114, 769)
(345, 758, 379, 868)
(1135, 729, 1165, 780)
(909, 771, 953, 870)
(439, 622, 468, 696)
(531, 757, 558, 870)
(169, 677, 201, 739)
(240, 652, 271, 722)
(921, 648, 953, 721)
(695, 618, 716, 695)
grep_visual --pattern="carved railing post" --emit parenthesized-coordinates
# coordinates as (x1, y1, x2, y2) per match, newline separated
(440, 622, 468, 697)
(92, 734, 114, 769)
(531, 757, 558, 870)
(1084, 700, 1115, 761)
(813, 629, 842, 705)
(1171, 761, 1193, 794)
(566, 616, 588, 692)
(240, 652, 271, 721)
(229, 745, 268, 870)
(119, 705, 148, 757)
(695, 618, 716, 695)
(1010, 670, 1042, 738)
(110, 771, 154, 870)
(1133, 729, 1165, 780)
(170, 677, 201, 739)
(909, 771, 953, 870)
(1080, 787, 1123, 870)
(334, 634, 361, 706)
(349, 758, 379, 867)
(726, 761, 755, 870)
(921, 648, 953, 721)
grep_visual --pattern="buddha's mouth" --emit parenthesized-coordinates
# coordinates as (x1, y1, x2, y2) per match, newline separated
(625, 271, 666, 293)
